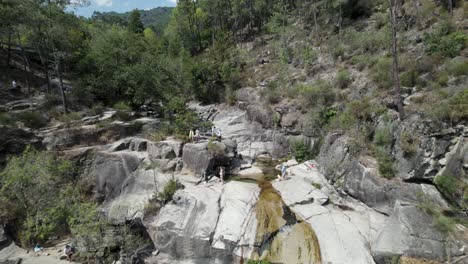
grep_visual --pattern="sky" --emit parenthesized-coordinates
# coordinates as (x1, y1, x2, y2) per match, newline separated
(68, 0, 177, 18)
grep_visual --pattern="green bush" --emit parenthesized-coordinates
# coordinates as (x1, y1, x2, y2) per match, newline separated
(336, 69, 351, 89)
(207, 139, 224, 155)
(157, 180, 178, 203)
(113, 101, 132, 112)
(374, 147, 395, 179)
(296, 81, 335, 107)
(374, 126, 393, 147)
(113, 101, 132, 121)
(436, 71, 449, 86)
(372, 12, 388, 29)
(291, 141, 314, 162)
(434, 175, 460, 197)
(349, 54, 376, 70)
(263, 81, 281, 104)
(58, 111, 83, 124)
(0, 147, 104, 246)
(425, 30, 467, 58)
(224, 86, 237, 106)
(433, 213, 456, 234)
(446, 57, 468, 76)
(17, 111, 48, 129)
(90, 103, 105, 116)
(399, 131, 419, 157)
(426, 89, 468, 124)
(371, 57, 393, 89)
(400, 70, 417, 87)
(0, 113, 15, 126)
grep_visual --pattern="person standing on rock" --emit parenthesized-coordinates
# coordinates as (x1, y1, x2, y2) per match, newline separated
(216, 128, 222, 141)
(11, 80, 17, 90)
(277, 163, 287, 181)
(189, 129, 194, 142)
(195, 129, 200, 142)
(219, 166, 225, 184)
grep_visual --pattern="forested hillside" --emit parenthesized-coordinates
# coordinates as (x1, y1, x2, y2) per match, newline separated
(0, 0, 467, 263)
(90, 7, 174, 35)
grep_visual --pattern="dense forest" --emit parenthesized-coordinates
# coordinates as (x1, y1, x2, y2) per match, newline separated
(0, 0, 467, 263)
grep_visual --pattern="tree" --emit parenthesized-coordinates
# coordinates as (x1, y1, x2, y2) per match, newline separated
(129, 10, 145, 34)
(388, 0, 404, 118)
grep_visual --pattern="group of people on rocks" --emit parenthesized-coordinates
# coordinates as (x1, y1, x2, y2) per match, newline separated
(33, 243, 75, 262)
(189, 126, 222, 143)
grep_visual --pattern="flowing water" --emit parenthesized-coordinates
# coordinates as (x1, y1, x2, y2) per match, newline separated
(234, 167, 321, 263)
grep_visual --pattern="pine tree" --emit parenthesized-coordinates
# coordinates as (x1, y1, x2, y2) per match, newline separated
(129, 9, 145, 34)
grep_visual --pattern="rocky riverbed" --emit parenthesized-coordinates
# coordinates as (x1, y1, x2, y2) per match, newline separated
(0, 97, 466, 264)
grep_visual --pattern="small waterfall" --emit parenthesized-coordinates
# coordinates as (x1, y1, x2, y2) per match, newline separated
(251, 180, 321, 263)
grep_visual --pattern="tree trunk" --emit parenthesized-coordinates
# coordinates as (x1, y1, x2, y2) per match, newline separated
(448, 0, 453, 15)
(313, 2, 319, 39)
(389, 0, 405, 118)
(17, 33, 31, 96)
(36, 48, 51, 94)
(6, 29, 12, 70)
(55, 55, 68, 114)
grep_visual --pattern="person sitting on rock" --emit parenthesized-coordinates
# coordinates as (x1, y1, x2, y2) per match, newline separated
(34, 243, 44, 255)
(64, 244, 76, 262)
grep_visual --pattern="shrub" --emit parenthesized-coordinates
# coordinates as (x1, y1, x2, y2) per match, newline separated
(113, 101, 132, 121)
(263, 81, 281, 104)
(436, 71, 449, 86)
(371, 57, 393, 89)
(400, 70, 417, 87)
(301, 44, 317, 69)
(434, 175, 460, 197)
(90, 103, 105, 116)
(207, 139, 224, 155)
(399, 131, 419, 157)
(374, 125, 393, 147)
(372, 12, 388, 29)
(330, 43, 347, 60)
(296, 80, 335, 107)
(145, 131, 167, 142)
(224, 86, 237, 106)
(336, 69, 351, 89)
(446, 57, 468, 76)
(433, 213, 456, 234)
(374, 147, 395, 179)
(113, 101, 132, 112)
(0, 113, 15, 126)
(17, 111, 48, 129)
(58, 111, 83, 124)
(426, 89, 468, 124)
(291, 141, 314, 162)
(157, 180, 178, 203)
(425, 30, 468, 58)
(350, 54, 376, 70)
